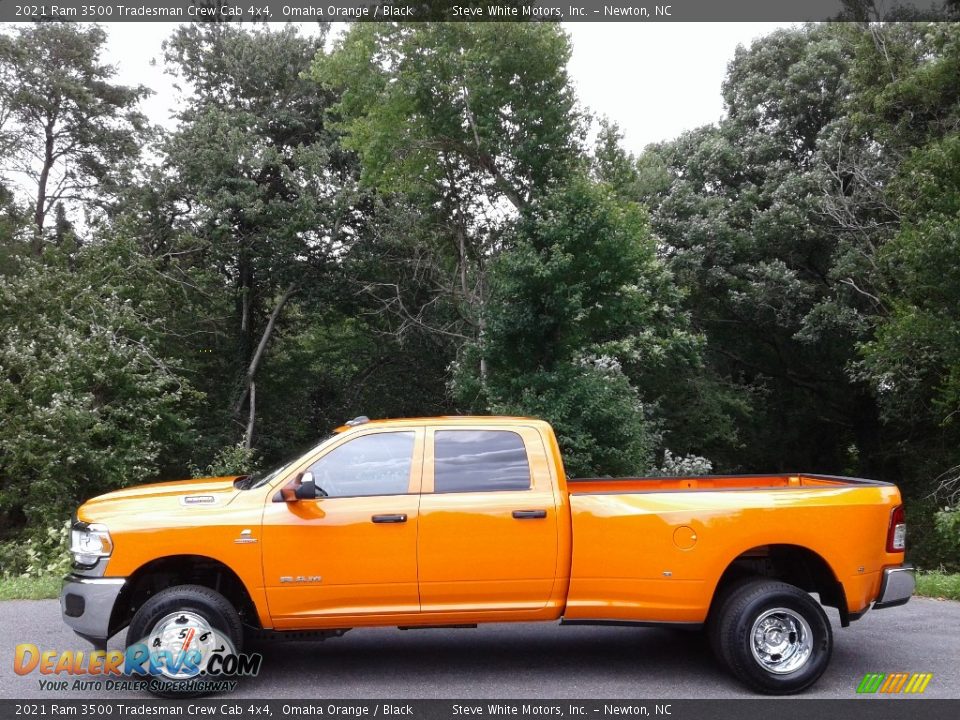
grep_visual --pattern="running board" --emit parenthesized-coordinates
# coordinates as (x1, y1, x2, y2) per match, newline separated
(398, 624, 478, 630)
(244, 626, 350, 642)
(560, 619, 703, 630)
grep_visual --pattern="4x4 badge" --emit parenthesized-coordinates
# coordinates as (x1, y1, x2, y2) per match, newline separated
(279, 576, 323, 583)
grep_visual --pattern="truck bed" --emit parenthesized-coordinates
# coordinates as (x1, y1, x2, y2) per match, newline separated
(566, 472, 889, 495)
(562, 472, 901, 624)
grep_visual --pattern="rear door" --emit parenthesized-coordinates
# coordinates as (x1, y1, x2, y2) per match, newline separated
(417, 425, 559, 613)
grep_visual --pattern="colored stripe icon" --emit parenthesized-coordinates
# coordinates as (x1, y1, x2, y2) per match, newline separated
(857, 672, 933, 694)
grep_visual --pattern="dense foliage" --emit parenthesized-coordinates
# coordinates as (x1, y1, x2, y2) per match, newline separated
(2, 20, 960, 569)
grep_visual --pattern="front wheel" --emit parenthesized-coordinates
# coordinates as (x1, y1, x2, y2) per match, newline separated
(715, 579, 832, 694)
(126, 584, 243, 698)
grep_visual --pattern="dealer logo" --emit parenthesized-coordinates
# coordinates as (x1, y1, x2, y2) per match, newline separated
(856, 672, 933, 694)
(14, 614, 261, 695)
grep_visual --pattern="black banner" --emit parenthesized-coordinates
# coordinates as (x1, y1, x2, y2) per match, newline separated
(0, 0, 958, 23)
(1, 700, 959, 720)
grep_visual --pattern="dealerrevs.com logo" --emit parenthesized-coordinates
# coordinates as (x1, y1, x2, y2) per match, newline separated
(856, 672, 933, 694)
(14, 616, 262, 695)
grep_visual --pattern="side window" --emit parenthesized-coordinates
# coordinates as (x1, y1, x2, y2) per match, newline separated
(434, 430, 531, 493)
(306, 432, 415, 498)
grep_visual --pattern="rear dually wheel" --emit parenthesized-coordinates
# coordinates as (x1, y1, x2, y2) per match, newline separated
(714, 578, 832, 694)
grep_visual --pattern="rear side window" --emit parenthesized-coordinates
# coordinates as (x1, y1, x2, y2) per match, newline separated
(433, 430, 531, 493)
(307, 431, 415, 497)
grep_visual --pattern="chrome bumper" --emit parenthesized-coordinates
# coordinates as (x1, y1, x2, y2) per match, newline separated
(60, 574, 126, 646)
(874, 564, 915, 609)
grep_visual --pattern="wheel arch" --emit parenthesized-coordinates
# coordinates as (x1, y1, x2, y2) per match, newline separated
(709, 544, 850, 626)
(109, 554, 263, 639)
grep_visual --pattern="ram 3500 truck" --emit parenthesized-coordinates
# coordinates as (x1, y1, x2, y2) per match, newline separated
(62, 416, 914, 694)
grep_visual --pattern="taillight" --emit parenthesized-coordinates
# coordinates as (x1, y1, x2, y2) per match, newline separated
(887, 504, 906, 553)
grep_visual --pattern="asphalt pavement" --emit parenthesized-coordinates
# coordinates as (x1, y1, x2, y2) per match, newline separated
(0, 597, 957, 699)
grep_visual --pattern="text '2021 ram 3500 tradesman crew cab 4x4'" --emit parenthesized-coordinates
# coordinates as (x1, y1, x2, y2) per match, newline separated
(62, 416, 914, 694)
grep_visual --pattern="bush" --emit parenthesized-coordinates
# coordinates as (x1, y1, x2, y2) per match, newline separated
(903, 500, 960, 572)
(456, 177, 702, 479)
(0, 246, 197, 527)
(189, 443, 260, 478)
(0, 520, 71, 579)
(932, 507, 960, 572)
(655, 450, 714, 477)
(488, 360, 658, 478)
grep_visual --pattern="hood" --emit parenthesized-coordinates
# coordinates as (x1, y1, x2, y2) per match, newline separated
(78, 476, 242, 521)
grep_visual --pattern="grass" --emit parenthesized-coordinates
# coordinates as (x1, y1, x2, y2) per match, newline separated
(1, 571, 959, 603)
(915, 570, 960, 601)
(0, 574, 61, 600)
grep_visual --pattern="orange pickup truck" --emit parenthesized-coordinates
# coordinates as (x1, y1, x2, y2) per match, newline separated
(61, 416, 914, 694)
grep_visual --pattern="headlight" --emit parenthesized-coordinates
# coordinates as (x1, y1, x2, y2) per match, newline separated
(70, 522, 113, 567)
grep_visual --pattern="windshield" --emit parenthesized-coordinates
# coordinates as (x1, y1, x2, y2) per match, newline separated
(235, 435, 336, 490)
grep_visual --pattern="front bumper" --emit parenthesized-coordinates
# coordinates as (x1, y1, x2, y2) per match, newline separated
(60, 573, 126, 647)
(874, 564, 915, 609)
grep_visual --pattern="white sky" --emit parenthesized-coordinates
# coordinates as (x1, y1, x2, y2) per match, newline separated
(566, 23, 793, 152)
(99, 21, 795, 156)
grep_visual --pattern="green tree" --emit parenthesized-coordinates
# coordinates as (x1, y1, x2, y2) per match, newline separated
(0, 183, 28, 272)
(458, 176, 702, 476)
(312, 23, 585, 372)
(0, 23, 150, 252)
(157, 23, 358, 451)
(637, 25, 887, 474)
(860, 135, 960, 435)
(315, 22, 581, 209)
(592, 124, 747, 460)
(592, 121, 644, 198)
(0, 241, 196, 530)
(834, 23, 960, 547)
(842, 23, 960, 438)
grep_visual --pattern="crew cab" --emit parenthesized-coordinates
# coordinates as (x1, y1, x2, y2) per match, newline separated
(61, 416, 914, 694)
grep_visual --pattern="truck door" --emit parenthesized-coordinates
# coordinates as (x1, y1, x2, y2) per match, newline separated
(417, 426, 559, 613)
(261, 428, 424, 627)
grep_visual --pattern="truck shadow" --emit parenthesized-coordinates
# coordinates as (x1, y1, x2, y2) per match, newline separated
(238, 624, 744, 697)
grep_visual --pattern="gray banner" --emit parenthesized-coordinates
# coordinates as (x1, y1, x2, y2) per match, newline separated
(0, 0, 957, 23)
(1, 700, 959, 719)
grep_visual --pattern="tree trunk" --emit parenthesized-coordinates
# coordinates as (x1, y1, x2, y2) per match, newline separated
(238, 251, 253, 353)
(32, 122, 55, 254)
(233, 281, 299, 443)
(243, 381, 256, 450)
(478, 270, 487, 382)
(455, 220, 489, 380)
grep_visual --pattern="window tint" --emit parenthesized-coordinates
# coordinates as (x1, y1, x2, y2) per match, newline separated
(307, 432, 415, 498)
(434, 430, 531, 493)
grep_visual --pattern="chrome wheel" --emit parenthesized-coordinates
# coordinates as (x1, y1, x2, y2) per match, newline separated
(749, 607, 813, 674)
(147, 610, 222, 680)
(128, 585, 243, 697)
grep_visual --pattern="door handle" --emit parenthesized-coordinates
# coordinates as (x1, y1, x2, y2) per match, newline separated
(371, 513, 408, 524)
(512, 509, 547, 520)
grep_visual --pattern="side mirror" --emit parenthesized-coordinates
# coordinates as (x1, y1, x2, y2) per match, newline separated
(280, 471, 323, 502)
(295, 472, 318, 500)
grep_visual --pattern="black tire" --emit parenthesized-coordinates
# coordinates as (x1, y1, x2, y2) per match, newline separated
(714, 578, 832, 694)
(127, 584, 243, 698)
(706, 575, 756, 666)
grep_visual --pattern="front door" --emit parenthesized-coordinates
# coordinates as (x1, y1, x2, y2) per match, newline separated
(417, 426, 559, 613)
(262, 428, 424, 628)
